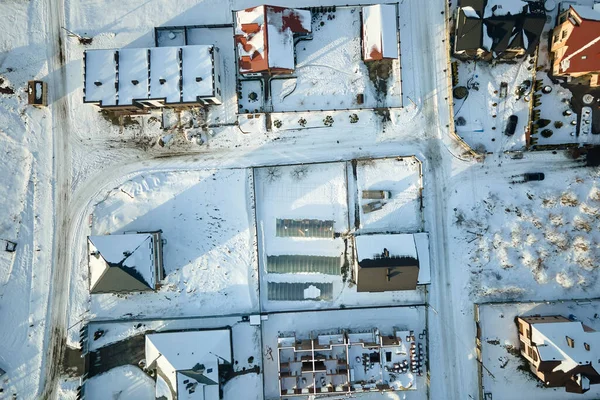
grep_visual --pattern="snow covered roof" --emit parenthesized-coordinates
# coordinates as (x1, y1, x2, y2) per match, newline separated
(88, 233, 161, 294)
(84, 45, 216, 107)
(483, 0, 528, 19)
(362, 4, 399, 61)
(234, 5, 311, 74)
(531, 320, 600, 375)
(354, 233, 430, 292)
(145, 329, 232, 400)
(84, 49, 117, 106)
(556, 6, 600, 74)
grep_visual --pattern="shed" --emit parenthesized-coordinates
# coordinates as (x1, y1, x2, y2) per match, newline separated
(27, 80, 48, 107)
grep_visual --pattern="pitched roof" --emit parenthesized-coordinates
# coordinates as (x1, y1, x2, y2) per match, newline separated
(88, 233, 159, 294)
(234, 5, 311, 74)
(531, 320, 600, 376)
(146, 330, 232, 400)
(362, 4, 399, 61)
(455, 8, 484, 51)
(558, 6, 600, 74)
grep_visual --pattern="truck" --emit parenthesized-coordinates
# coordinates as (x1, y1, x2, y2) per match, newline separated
(362, 190, 391, 200)
(362, 201, 384, 214)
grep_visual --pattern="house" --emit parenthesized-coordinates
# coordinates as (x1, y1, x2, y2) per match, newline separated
(146, 329, 232, 399)
(550, 5, 600, 87)
(353, 233, 430, 292)
(87, 232, 163, 294)
(84, 45, 222, 114)
(27, 80, 47, 107)
(277, 328, 424, 397)
(516, 315, 600, 394)
(234, 5, 311, 75)
(361, 4, 399, 62)
(454, 0, 545, 60)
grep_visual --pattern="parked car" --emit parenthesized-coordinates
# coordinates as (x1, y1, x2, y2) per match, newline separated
(523, 172, 545, 182)
(505, 115, 518, 136)
(362, 201, 384, 214)
(362, 190, 391, 200)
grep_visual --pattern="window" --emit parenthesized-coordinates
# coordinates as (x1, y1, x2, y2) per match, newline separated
(582, 55, 587, 59)
(562, 30, 568, 39)
(566, 336, 575, 348)
(532, 350, 538, 362)
(553, 35, 559, 43)
(520, 340, 526, 351)
(585, 343, 590, 351)
(518, 323, 524, 335)
(527, 346, 533, 358)
(218, 75, 221, 83)
(559, 14, 567, 24)
(527, 328, 532, 340)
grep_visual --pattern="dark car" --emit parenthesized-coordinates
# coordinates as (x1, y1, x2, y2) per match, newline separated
(523, 172, 545, 182)
(505, 115, 518, 136)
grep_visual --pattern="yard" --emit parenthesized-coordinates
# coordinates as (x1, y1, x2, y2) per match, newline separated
(270, 7, 401, 112)
(478, 300, 600, 400)
(70, 168, 259, 327)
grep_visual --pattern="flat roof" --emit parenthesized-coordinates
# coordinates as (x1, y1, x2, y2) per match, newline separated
(84, 49, 117, 106)
(181, 45, 214, 102)
(149, 46, 181, 103)
(118, 48, 149, 105)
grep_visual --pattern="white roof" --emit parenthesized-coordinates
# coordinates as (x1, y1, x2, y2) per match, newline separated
(118, 48, 149, 104)
(88, 233, 156, 289)
(149, 47, 181, 103)
(181, 46, 214, 102)
(85, 45, 216, 106)
(414, 232, 431, 285)
(84, 49, 117, 106)
(145, 330, 232, 400)
(362, 4, 399, 61)
(531, 321, 600, 373)
(355, 233, 418, 262)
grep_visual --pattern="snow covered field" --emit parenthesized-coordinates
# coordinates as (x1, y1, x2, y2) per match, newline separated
(261, 306, 427, 400)
(478, 300, 600, 400)
(68, 168, 259, 338)
(354, 157, 422, 233)
(449, 160, 600, 302)
(270, 6, 402, 112)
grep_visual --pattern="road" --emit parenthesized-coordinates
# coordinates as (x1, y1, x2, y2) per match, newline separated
(40, 0, 71, 397)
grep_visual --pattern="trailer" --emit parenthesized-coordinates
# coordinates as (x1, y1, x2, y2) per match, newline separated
(362, 190, 391, 200)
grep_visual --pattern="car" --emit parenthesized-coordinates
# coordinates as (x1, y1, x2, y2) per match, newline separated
(523, 172, 545, 182)
(505, 115, 518, 136)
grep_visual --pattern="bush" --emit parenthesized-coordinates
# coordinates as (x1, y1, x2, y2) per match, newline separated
(537, 119, 551, 128)
(298, 118, 307, 127)
(323, 115, 334, 127)
(349, 113, 359, 123)
(541, 129, 553, 138)
(554, 121, 563, 129)
(273, 119, 282, 129)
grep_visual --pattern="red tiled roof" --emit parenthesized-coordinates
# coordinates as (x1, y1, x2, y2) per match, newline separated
(559, 7, 600, 74)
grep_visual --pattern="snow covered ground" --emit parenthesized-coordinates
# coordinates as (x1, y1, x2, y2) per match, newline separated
(261, 306, 427, 400)
(449, 158, 600, 302)
(269, 6, 402, 112)
(67, 168, 259, 344)
(478, 300, 600, 400)
(354, 157, 422, 233)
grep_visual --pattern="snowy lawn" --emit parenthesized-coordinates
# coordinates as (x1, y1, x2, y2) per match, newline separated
(270, 7, 401, 112)
(261, 307, 427, 400)
(454, 58, 534, 153)
(479, 301, 600, 400)
(354, 157, 422, 233)
(450, 164, 600, 301)
(84, 365, 155, 400)
(82, 169, 258, 319)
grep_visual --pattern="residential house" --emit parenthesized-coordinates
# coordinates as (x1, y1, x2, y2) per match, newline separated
(84, 45, 222, 114)
(516, 315, 600, 394)
(146, 329, 232, 399)
(454, 0, 545, 60)
(87, 231, 163, 294)
(361, 4, 399, 62)
(234, 5, 312, 76)
(277, 328, 424, 397)
(353, 233, 430, 292)
(550, 5, 600, 87)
